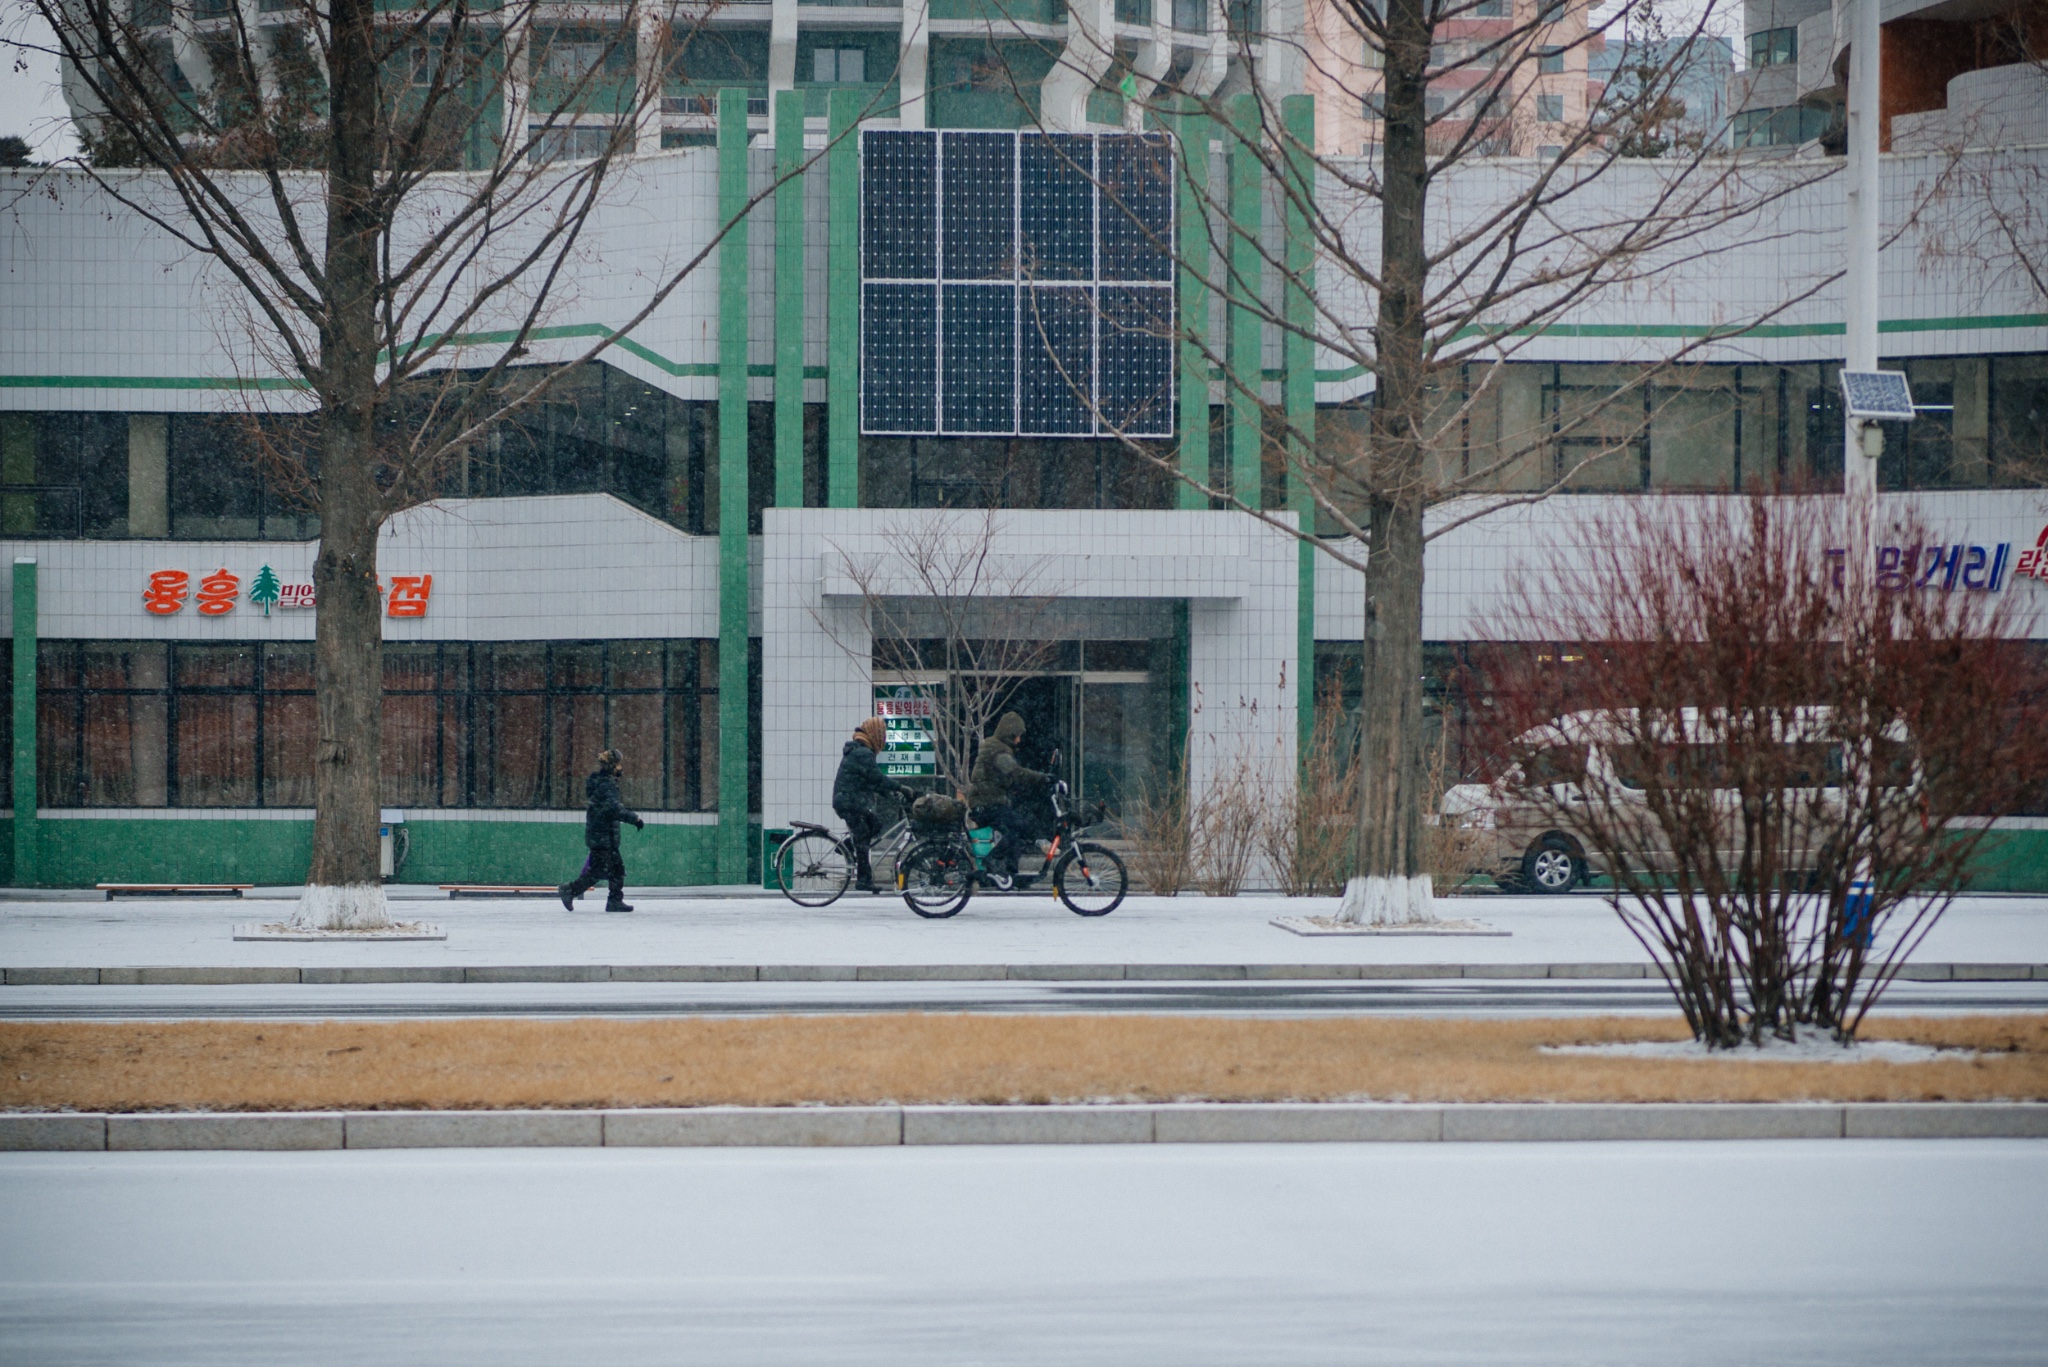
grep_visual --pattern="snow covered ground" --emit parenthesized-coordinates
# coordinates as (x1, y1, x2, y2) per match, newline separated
(3, 891, 2046, 969)
(3, 1141, 2043, 1365)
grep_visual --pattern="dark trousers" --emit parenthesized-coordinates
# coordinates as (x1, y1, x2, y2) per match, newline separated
(969, 804, 1032, 873)
(838, 807, 882, 886)
(568, 848, 626, 905)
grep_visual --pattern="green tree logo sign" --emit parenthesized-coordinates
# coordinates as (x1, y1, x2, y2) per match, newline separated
(249, 565, 282, 616)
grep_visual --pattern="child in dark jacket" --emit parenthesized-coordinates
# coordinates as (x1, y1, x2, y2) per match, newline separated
(559, 748, 644, 912)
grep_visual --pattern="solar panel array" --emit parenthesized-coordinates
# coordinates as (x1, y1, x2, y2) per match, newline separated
(862, 130, 1177, 438)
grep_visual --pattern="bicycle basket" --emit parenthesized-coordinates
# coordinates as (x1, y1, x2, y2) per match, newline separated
(966, 826, 998, 859)
(910, 794, 967, 830)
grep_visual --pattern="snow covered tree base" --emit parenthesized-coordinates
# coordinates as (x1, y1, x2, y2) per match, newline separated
(293, 882, 391, 932)
(1336, 874, 1439, 926)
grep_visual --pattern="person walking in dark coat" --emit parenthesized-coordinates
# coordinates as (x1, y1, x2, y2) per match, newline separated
(834, 716, 910, 892)
(967, 711, 1046, 883)
(559, 748, 644, 912)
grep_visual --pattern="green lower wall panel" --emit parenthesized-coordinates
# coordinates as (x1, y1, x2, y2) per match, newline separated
(0, 818, 728, 889)
(1958, 829, 2048, 893)
(400, 821, 721, 887)
(22, 818, 314, 888)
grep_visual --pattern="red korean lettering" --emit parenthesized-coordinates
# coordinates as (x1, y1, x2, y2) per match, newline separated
(143, 571, 189, 615)
(386, 574, 432, 618)
(195, 568, 240, 616)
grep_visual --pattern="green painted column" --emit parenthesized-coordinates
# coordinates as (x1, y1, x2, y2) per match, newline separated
(717, 88, 752, 884)
(827, 89, 862, 509)
(1176, 111, 1211, 511)
(1281, 94, 1317, 760)
(11, 558, 34, 886)
(1227, 93, 1264, 510)
(774, 89, 807, 510)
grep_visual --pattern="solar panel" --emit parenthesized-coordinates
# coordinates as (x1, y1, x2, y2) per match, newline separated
(1020, 286, 1095, 436)
(1098, 133, 1174, 283)
(862, 284, 937, 433)
(941, 284, 1016, 433)
(862, 130, 1177, 438)
(1021, 134, 1094, 283)
(1839, 370, 1916, 422)
(863, 131, 936, 280)
(942, 132, 1015, 281)
(1099, 286, 1174, 436)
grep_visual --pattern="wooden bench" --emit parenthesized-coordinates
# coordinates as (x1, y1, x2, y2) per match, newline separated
(97, 884, 254, 899)
(439, 884, 564, 899)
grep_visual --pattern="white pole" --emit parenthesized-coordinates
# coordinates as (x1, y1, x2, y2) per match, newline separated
(1843, 0, 1881, 524)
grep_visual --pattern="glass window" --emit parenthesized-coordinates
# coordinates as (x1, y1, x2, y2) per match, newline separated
(1748, 26, 1796, 68)
(1537, 45, 1564, 74)
(1537, 94, 1565, 122)
(34, 640, 723, 812)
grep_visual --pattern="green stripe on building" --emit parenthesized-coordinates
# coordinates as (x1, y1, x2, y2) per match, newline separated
(717, 88, 753, 884)
(828, 89, 862, 509)
(774, 90, 807, 512)
(1281, 95, 1317, 762)
(1227, 94, 1264, 510)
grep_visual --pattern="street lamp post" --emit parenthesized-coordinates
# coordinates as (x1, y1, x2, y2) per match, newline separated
(1843, 0, 1882, 529)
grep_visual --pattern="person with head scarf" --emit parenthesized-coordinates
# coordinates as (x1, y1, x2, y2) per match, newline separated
(559, 748, 644, 912)
(967, 711, 1047, 886)
(834, 716, 912, 891)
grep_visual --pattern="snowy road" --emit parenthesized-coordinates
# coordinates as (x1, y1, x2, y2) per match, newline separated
(4, 1141, 2044, 1365)
(5, 977, 2048, 1020)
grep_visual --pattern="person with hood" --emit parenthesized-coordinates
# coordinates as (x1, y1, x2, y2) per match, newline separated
(834, 716, 911, 891)
(559, 748, 645, 913)
(967, 711, 1047, 883)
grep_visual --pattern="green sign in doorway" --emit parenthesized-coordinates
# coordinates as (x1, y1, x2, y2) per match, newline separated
(873, 684, 938, 779)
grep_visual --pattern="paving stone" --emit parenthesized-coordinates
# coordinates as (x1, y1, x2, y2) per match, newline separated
(903, 1106, 1156, 1145)
(3, 967, 99, 985)
(1890, 963, 1952, 981)
(1461, 963, 1554, 979)
(1443, 1104, 1844, 1142)
(1949, 963, 2031, 982)
(1354, 963, 1462, 979)
(95, 968, 145, 985)
(1242, 964, 1360, 980)
(463, 965, 610, 983)
(1121, 964, 1248, 980)
(136, 967, 299, 985)
(345, 1110, 603, 1148)
(605, 1107, 902, 1146)
(1547, 963, 1648, 979)
(300, 967, 463, 984)
(1006, 964, 1125, 980)
(756, 965, 859, 981)
(1842, 1104, 2048, 1139)
(855, 964, 1006, 981)
(608, 965, 760, 982)
(1154, 1104, 1442, 1142)
(0, 1114, 105, 1150)
(109, 1113, 343, 1151)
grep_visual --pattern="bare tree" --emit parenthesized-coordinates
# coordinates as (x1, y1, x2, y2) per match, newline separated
(1481, 495, 2048, 1045)
(815, 510, 1068, 798)
(1018, 0, 1842, 925)
(21, 0, 867, 925)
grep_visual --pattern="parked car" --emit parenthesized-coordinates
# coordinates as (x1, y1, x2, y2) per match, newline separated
(1441, 708, 1913, 894)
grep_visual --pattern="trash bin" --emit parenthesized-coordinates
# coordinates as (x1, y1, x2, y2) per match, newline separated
(761, 829, 792, 890)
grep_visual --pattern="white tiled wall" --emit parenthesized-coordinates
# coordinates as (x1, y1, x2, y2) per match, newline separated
(761, 508, 1301, 831)
(0, 493, 732, 641)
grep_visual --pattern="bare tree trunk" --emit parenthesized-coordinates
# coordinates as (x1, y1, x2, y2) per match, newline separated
(1337, 0, 1435, 925)
(298, 0, 387, 929)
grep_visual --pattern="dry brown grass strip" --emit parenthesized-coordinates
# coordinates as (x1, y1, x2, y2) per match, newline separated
(3, 1014, 2044, 1113)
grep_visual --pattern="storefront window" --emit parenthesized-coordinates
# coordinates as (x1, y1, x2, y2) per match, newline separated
(34, 639, 724, 811)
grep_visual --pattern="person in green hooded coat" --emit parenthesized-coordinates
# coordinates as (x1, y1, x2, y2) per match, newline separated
(967, 711, 1047, 882)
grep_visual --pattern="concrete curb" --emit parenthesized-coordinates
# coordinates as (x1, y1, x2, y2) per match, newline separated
(6, 962, 2047, 986)
(4, 1103, 2044, 1151)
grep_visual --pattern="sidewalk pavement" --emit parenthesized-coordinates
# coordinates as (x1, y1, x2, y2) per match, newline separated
(3, 888, 2046, 975)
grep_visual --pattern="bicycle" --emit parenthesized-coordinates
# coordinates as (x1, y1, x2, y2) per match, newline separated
(895, 778, 1128, 919)
(773, 804, 914, 908)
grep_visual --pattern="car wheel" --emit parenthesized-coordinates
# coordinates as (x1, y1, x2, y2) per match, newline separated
(1521, 837, 1580, 894)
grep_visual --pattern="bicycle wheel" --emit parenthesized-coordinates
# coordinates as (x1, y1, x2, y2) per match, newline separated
(776, 830, 854, 907)
(898, 839, 974, 919)
(1053, 842, 1128, 916)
